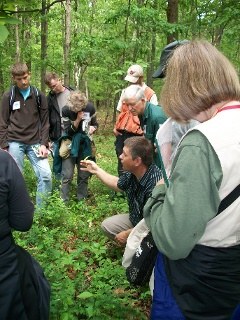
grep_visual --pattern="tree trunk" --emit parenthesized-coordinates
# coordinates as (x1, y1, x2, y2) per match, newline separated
(22, 15, 32, 70)
(64, 0, 71, 86)
(0, 61, 4, 97)
(15, 6, 20, 62)
(41, 0, 48, 92)
(120, 0, 131, 65)
(146, 0, 158, 87)
(167, 0, 179, 43)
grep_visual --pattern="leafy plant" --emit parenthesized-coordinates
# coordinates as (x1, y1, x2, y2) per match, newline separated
(14, 130, 151, 320)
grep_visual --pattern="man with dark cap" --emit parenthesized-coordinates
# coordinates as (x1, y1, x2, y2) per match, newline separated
(152, 40, 189, 79)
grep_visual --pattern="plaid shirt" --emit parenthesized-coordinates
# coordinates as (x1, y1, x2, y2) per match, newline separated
(117, 164, 162, 226)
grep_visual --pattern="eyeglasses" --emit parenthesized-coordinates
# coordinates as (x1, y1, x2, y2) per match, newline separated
(49, 80, 60, 90)
(126, 99, 142, 109)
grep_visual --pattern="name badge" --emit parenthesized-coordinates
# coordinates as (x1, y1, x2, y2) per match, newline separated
(12, 101, 20, 110)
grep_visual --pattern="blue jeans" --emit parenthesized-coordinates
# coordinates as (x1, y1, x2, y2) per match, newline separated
(8, 142, 52, 207)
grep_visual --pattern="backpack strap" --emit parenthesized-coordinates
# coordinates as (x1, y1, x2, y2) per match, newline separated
(31, 86, 41, 109)
(217, 184, 240, 215)
(9, 85, 16, 110)
(9, 85, 41, 111)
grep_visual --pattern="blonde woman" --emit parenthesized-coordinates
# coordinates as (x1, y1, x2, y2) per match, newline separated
(144, 41, 240, 319)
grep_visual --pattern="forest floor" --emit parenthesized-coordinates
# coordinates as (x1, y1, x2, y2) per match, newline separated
(15, 114, 152, 319)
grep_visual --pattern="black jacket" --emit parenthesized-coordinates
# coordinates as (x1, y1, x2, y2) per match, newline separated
(47, 86, 73, 141)
(0, 150, 34, 319)
(62, 102, 98, 137)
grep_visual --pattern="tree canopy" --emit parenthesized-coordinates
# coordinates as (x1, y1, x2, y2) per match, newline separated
(1, 0, 239, 112)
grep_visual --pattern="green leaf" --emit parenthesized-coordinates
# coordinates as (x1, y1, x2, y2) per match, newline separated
(78, 291, 94, 299)
(0, 25, 9, 43)
(0, 17, 20, 25)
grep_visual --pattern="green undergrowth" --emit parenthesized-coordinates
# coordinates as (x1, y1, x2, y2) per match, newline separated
(13, 133, 151, 320)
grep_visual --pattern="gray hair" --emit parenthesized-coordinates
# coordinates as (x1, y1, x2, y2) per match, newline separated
(122, 85, 145, 102)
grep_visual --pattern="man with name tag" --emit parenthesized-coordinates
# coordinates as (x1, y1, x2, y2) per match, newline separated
(0, 62, 52, 207)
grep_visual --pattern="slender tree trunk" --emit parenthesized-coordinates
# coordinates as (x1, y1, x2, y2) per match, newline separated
(41, 0, 48, 92)
(146, 0, 158, 87)
(120, 0, 131, 64)
(146, 30, 156, 88)
(0, 59, 4, 97)
(212, 25, 225, 46)
(167, 0, 179, 43)
(23, 16, 32, 69)
(64, 0, 71, 85)
(212, 2, 227, 47)
(15, 6, 20, 62)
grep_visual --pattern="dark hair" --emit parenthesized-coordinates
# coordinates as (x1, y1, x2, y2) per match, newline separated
(124, 136, 153, 167)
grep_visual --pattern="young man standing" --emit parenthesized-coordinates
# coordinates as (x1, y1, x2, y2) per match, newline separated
(0, 62, 52, 207)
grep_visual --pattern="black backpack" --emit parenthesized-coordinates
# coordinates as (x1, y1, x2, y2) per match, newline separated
(9, 85, 41, 111)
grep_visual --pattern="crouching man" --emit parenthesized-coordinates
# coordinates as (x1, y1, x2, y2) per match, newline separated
(81, 136, 162, 245)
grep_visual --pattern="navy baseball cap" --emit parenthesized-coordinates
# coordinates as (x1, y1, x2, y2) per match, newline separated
(153, 40, 189, 78)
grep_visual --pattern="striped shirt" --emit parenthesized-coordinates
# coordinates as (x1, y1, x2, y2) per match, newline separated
(117, 164, 162, 226)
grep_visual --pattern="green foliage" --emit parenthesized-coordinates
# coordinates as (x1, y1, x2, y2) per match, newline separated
(1, 0, 240, 103)
(0, 25, 9, 42)
(0, 3, 20, 42)
(14, 133, 150, 319)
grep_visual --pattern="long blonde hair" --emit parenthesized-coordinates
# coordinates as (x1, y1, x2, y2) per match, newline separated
(160, 40, 240, 121)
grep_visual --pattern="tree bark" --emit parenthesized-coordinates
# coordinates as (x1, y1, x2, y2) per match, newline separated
(167, 0, 179, 43)
(0, 59, 4, 97)
(22, 15, 32, 70)
(41, 0, 48, 92)
(15, 6, 20, 62)
(146, 0, 158, 87)
(121, 0, 131, 64)
(64, 0, 71, 86)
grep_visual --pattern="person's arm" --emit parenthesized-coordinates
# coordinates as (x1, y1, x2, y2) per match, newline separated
(47, 94, 53, 138)
(62, 106, 83, 136)
(38, 92, 50, 157)
(80, 159, 121, 192)
(7, 152, 34, 231)
(144, 132, 222, 260)
(72, 111, 84, 131)
(0, 92, 10, 149)
(39, 92, 50, 146)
